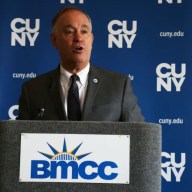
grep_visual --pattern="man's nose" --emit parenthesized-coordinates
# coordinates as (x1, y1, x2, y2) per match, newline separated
(74, 31, 83, 42)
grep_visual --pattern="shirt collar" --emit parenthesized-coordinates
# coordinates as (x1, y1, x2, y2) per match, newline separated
(60, 63, 90, 87)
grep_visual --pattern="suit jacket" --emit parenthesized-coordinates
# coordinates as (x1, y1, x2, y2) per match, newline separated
(17, 65, 144, 122)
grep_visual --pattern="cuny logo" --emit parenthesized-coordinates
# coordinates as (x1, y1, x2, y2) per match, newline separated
(8, 105, 19, 120)
(161, 152, 186, 182)
(156, 63, 186, 92)
(31, 138, 118, 180)
(11, 18, 40, 46)
(108, 20, 137, 48)
(158, 0, 182, 4)
(60, 0, 84, 3)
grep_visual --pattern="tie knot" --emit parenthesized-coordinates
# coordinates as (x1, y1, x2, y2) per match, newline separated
(70, 74, 78, 83)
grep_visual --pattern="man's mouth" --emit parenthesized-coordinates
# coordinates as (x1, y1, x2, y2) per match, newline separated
(73, 46, 84, 52)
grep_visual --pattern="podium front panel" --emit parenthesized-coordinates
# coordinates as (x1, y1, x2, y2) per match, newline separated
(0, 121, 161, 192)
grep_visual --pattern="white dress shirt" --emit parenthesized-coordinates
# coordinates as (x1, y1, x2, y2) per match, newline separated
(60, 64, 90, 117)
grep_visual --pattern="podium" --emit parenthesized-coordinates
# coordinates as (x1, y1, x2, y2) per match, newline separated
(0, 121, 161, 192)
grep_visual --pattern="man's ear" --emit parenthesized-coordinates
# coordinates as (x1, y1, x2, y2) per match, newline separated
(91, 33, 94, 42)
(50, 33, 58, 49)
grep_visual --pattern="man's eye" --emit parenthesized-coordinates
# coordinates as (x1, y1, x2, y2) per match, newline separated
(82, 30, 88, 34)
(65, 30, 74, 34)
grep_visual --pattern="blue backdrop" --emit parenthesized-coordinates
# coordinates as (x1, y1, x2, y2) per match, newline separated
(0, 0, 191, 191)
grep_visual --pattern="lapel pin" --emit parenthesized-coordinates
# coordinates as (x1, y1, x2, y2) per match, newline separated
(93, 78, 98, 83)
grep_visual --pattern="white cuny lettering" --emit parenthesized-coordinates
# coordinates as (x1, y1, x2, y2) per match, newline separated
(11, 18, 40, 46)
(108, 20, 137, 48)
(156, 63, 186, 91)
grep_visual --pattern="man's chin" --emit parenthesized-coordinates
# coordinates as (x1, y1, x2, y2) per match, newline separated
(69, 60, 88, 72)
(72, 56, 88, 66)
(75, 61, 88, 69)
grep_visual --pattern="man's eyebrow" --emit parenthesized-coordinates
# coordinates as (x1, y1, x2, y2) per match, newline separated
(63, 25, 74, 29)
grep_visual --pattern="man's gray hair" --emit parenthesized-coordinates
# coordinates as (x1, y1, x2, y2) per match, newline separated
(51, 6, 92, 33)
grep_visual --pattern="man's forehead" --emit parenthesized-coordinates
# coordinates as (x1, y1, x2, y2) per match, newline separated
(64, 24, 90, 29)
(56, 10, 92, 31)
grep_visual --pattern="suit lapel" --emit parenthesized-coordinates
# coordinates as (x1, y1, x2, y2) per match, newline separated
(49, 68, 67, 120)
(81, 65, 101, 120)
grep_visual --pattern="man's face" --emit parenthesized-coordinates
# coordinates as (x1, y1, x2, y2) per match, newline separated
(51, 10, 94, 73)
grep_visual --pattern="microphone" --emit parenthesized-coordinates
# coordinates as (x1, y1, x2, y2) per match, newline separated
(36, 108, 45, 120)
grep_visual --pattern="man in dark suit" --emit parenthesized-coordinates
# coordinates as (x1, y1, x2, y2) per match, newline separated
(17, 7, 144, 122)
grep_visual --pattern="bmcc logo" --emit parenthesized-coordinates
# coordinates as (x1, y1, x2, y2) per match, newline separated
(108, 20, 137, 48)
(31, 138, 118, 180)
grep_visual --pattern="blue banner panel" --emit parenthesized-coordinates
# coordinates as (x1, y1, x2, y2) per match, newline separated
(0, 0, 192, 191)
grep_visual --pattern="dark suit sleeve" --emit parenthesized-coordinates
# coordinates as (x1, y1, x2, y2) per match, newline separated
(120, 77, 145, 122)
(17, 84, 32, 120)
